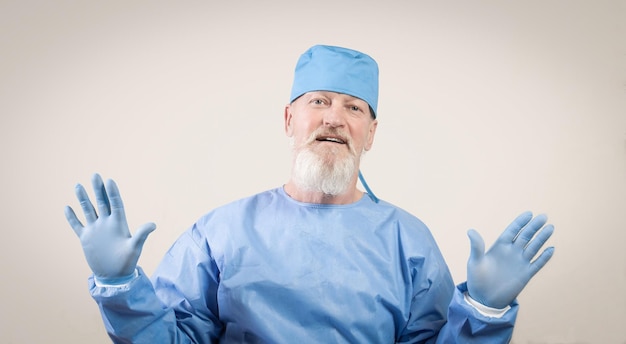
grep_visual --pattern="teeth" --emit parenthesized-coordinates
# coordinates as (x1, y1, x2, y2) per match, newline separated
(320, 137, 344, 144)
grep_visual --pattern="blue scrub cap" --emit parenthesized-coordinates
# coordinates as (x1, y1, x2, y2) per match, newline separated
(290, 45, 379, 117)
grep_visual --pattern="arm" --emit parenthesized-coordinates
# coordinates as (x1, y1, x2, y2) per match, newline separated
(89, 267, 203, 344)
(65, 174, 222, 343)
(437, 211, 555, 343)
(399, 212, 554, 343)
(396, 244, 518, 344)
(434, 283, 518, 344)
(88, 230, 223, 343)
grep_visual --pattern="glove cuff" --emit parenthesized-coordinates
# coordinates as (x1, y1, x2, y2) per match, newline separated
(93, 270, 139, 287)
(463, 292, 511, 318)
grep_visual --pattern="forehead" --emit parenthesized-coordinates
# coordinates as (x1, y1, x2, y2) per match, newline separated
(300, 91, 369, 104)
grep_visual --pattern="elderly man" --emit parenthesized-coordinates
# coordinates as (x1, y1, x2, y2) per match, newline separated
(65, 45, 555, 343)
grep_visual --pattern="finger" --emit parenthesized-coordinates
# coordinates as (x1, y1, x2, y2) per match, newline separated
(529, 246, 555, 277)
(64, 205, 84, 237)
(467, 229, 485, 264)
(92, 173, 111, 216)
(523, 224, 555, 260)
(105, 178, 127, 221)
(498, 211, 533, 243)
(513, 214, 548, 248)
(75, 183, 97, 223)
(130, 222, 157, 251)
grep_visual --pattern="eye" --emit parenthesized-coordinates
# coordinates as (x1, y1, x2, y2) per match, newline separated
(311, 98, 326, 105)
(348, 104, 365, 114)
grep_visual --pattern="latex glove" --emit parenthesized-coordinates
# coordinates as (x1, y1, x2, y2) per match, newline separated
(64, 173, 156, 283)
(466, 211, 555, 309)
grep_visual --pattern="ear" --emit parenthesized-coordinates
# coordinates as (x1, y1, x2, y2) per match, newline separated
(284, 104, 294, 137)
(364, 119, 378, 151)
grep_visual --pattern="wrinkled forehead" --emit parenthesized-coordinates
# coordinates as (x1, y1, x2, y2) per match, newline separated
(298, 91, 368, 103)
(293, 91, 375, 118)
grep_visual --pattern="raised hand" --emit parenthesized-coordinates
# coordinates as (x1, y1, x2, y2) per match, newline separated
(466, 211, 555, 309)
(64, 173, 156, 283)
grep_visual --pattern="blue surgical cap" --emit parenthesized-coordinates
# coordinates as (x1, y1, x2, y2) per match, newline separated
(290, 45, 379, 117)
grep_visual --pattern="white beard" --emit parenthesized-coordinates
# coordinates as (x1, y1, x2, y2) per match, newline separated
(290, 131, 360, 196)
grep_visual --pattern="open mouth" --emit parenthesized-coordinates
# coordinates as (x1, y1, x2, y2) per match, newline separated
(316, 136, 346, 144)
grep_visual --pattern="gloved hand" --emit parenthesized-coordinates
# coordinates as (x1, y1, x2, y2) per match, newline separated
(466, 211, 555, 309)
(64, 173, 156, 283)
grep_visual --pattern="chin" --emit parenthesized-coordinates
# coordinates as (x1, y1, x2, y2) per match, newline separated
(292, 147, 357, 195)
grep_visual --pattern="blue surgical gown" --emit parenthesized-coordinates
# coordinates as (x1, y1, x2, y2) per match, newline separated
(90, 187, 518, 343)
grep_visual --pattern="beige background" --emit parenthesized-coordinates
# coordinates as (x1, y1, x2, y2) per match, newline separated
(1, 1, 625, 343)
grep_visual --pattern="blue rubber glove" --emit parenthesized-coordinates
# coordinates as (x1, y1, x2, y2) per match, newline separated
(64, 173, 156, 283)
(466, 211, 555, 309)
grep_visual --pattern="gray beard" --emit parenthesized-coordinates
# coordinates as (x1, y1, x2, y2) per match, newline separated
(291, 140, 359, 196)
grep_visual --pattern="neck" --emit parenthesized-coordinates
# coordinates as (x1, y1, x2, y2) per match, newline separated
(283, 180, 363, 205)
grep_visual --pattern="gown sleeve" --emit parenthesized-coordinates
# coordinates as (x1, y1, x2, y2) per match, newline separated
(90, 225, 223, 344)
(394, 221, 518, 344)
(435, 283, 519, 344)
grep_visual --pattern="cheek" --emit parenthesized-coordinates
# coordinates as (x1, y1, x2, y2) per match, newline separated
(355, 125, 374, 148)
(294, 121, 319, 138)
(290, 128, 313, 147)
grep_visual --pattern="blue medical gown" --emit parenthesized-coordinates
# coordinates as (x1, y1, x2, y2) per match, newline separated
(90, 187, 518, 343)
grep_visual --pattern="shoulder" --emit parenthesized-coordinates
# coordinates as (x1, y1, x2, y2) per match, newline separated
(368, 198, 444, 252)
(197, 188, 282, 221)
(177, 188, 282, 254)
(369, 197, 430, 231)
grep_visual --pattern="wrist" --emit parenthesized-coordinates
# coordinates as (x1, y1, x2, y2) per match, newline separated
(463, 292, 511, 318)
(93, 270, 138, 287)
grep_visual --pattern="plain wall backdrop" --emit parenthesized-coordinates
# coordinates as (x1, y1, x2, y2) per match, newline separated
(1, 1, 625, 343)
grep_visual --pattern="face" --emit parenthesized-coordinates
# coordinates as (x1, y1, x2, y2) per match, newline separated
(284, 91, 378, 195)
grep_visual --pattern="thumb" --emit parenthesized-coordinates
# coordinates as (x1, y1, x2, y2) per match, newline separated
(131, 222, 157, 251)
(467, 229, 485, 264)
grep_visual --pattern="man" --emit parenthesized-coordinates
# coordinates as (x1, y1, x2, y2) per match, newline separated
(65, 45, 555, 343)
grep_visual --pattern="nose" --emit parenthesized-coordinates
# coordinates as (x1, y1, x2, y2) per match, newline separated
(322, 104, 346, 128)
